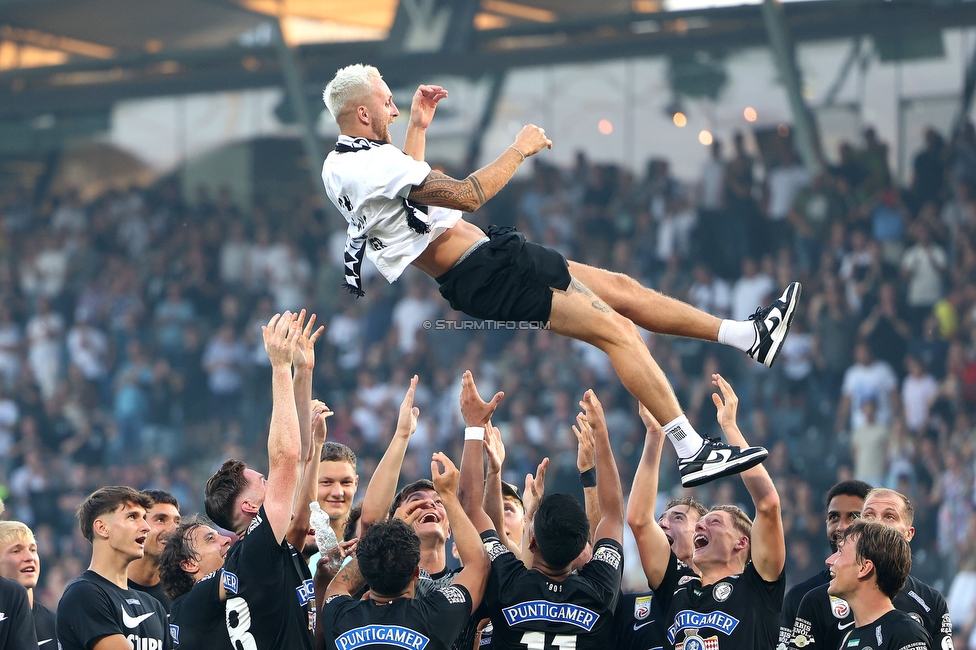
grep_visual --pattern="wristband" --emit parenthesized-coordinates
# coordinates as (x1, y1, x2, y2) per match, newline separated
(579, 467, 597, 488)
(509, 145, 526, 162)
(464, 426, 485, 441)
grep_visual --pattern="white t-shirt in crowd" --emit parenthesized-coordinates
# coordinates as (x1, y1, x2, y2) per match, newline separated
(841, 360, 898, 430)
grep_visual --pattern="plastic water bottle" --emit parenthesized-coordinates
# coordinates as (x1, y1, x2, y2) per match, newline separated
(310, 502, 342, 572)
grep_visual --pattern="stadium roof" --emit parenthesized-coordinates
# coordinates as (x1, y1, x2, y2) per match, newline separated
(1, 0, 975, 120)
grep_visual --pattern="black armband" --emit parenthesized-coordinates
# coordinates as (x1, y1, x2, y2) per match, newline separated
(579, 467, 597, 488)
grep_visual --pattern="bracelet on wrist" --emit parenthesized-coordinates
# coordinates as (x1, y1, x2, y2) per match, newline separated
(579, 467, 597, 488)
(509, 145, 526, 163)
(464, 426, 485, 441)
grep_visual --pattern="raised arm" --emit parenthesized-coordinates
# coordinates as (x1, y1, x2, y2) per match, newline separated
(433, 452, 490, 610)
(711, 373, 785, 581)
(402, 84, 448, 161)
(520, 457, 548, 570)
(483, 423, 520, 555)
(458, 370, 503, 534)
(360, 376, 419, 531)
(263, 312, 303, 544)
(581, 390, 623, 544)
(407, 125, 552, 212)
(626, 403, 672, 590)
(292, 310, 323, 467)
(287, 400, 332, 551)
(572, 412, 600, 542)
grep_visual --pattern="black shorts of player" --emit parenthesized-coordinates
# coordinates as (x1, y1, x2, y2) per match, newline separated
(436, 226, 571, 322)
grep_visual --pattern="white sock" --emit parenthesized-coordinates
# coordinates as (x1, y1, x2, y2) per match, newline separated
(663, 414, 705, 459)
(718, 319, 757, 352)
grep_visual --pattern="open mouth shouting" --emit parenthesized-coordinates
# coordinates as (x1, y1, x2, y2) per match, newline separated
(693, 534, 709, 550)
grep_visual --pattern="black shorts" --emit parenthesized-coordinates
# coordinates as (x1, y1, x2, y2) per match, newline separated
(435, 226, 571, 322)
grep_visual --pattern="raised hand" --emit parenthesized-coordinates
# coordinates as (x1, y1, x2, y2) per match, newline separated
(483, 423, 505, 475)
(293, 310, 324, 371)
(395, 375, 420, 437)
(513, 124, 553, 157)
(579, 389, 607, 435)
(460, 370, 504, 427)
(409, 84, 449, 130)
(263, 311, 299, 368)
(572, 412, 595, 472)
(431, 451, 460, 497)
(395, 498, 428, 527)
(711, 373, 739, 433)
(523, 457, 549, 519)
(311, 399, 334, 445)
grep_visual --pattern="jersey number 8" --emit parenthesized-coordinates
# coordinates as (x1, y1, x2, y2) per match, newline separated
(226, 596, 257, 650)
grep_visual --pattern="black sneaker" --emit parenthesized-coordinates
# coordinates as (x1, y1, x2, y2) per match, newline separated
(747, 281, 801, 368)
(678, 438, 769, 488)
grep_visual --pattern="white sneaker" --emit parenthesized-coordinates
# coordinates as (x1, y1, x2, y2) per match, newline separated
(678, 438, 769, 488)
(746, 281, 801, 368)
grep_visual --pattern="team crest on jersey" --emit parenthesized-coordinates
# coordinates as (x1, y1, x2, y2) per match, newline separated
(502, 601, 599, 631)
(169, 625, 179, 644)
(712, 582, 733, 602)
(679, 575, 695, 586)
(222, 569, 239, 594)
(634, 595, 652, 620)
(675, 632, 719, 650)
(336, 625, 430, 650)
(908, 612, 923, 625)
(829, 596, 850, 618)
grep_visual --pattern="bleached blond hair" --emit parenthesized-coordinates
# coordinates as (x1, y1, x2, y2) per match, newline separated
(323, 63, 382, 120)
(0, 521, 34, 548)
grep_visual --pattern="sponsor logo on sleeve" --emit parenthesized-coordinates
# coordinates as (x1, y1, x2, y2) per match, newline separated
(484, 539, 509, 562)
(907, 591, 930, 612)
(941, 613, 953, 636)
(678, 576, 695, 586)
(712, 582, 733, 602)
(222, 570, 239, 595)
(246, 513, 263, 535)
(592, 545, 621, 570)
(169, 625, 179, 644)
(437, 586, 467, 605)
(942, 637, 955, 650)
(502, 601, 599, 631)
(635, 596, 652, 620)
(296, 578, 315, 606)
(908, 613, 923, 625)
(336, 625, 430, 650)
(829, 596, 851, 619)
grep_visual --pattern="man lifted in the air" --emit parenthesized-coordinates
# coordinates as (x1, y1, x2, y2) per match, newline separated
(321, 63, 800, 487)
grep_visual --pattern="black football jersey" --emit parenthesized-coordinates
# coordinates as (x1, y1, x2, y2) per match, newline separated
(320, 583, 474, 650)
(654, 551, 785, 650)
(56, 570, 172, 650)
(481, 531, 623, 650)
(169, 570, 234, 649)
(32, 600, 57, 648)
(221, 506, 316, 650)
(612, 591, 667, 650)
(130, 578, 173, 613)
(779, 568, 829, 647)
(840, 609, 933, 650)
(787, 575, 951, 650)
(0, 576, 38, 650)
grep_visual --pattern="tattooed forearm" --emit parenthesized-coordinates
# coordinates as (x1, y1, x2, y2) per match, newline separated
(331, 558, 366, 595)
(409, 171, 483, 212)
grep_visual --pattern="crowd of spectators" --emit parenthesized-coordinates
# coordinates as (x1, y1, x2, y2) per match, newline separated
(1, 122, 976, 644)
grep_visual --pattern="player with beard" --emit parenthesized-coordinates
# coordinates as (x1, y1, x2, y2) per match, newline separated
(823, 521, 931, 650)
(459, 385, 625, 650)
(203, 310, 326, 650)
(321, 63, 802, 490)
(319, 452, 488, 650)
(57, 486, 171, 650)
(779, 479, 872, 645)
(622, 404, 708, 650)
(0, 521, 52, 648)
(128, 490, 181, 612)
(786, 488, 951, 650)
(630, 374, 786, 650)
